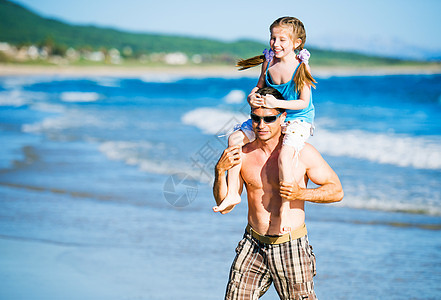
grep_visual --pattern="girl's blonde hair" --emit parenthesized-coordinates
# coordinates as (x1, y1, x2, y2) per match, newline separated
(237, 16, 317, 92)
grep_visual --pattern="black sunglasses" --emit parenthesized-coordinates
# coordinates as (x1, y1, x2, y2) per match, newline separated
(250, 112, 283, 124)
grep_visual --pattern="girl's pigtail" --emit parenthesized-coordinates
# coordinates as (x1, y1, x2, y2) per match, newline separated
(294, 49, 317, 92)
(294, 63, 317, 92)
(236, 55, 265, 71)
(236, 49, 273, 71)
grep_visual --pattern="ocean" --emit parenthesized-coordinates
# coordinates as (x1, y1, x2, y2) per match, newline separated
(0, 72, 440, 299)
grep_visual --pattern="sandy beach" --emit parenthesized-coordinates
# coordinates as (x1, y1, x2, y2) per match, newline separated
(1, 63, 441, 78)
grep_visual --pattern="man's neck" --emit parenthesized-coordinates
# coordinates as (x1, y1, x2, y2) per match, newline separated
(255, 134, 283, 156)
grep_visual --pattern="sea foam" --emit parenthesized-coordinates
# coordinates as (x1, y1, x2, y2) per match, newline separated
(311, 128, 441, 170)
(90, 77, 121, 88)
(22, 111, 109, 135)
(182, 107, 248, 135)
(223, 90, 245, 104)
(0, 77, 50, 90)
(0, 90, 28, 107)
(98, 141, 211, 183)
(60, 92, 101, 103)
(0, 90, 47, 107)
(334, 194, 441, 216)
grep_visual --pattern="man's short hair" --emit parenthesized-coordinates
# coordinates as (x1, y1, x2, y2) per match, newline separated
(255, 87, 286, 113)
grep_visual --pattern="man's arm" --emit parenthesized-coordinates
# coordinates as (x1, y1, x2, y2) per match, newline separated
(280, 144, 344, 203)
(213, 145, 242, 206)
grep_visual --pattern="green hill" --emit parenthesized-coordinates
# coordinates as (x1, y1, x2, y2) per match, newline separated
(0, 0, 413, 66)
(0, 0, 266, 59)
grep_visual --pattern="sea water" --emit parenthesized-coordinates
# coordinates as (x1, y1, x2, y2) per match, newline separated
(0, 73, 440, 299)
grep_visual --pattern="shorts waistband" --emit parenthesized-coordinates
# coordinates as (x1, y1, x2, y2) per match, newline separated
(245, 223, 307, 245)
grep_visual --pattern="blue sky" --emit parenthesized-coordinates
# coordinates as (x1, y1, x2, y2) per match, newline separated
(11, 0, 441, 59)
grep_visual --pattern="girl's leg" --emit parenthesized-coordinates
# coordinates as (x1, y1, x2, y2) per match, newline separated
(213, 130, 249, 213)
(278, 121, 311, 231)
(278, 144, 296, 232)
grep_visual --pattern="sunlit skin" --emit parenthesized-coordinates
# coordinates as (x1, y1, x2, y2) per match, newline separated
(213, 107, 343, 235)
(218, 23, 316, 231)
(249, 26, 315, 232)
(213, 107, 286, 214)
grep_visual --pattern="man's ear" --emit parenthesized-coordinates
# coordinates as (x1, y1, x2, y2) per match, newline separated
(280, 112, 287, 123)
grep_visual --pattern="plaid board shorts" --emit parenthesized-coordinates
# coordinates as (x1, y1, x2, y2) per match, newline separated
(225, 229, 317, 300)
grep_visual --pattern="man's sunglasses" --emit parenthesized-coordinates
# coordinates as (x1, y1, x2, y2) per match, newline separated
(250, 112, 283, 124)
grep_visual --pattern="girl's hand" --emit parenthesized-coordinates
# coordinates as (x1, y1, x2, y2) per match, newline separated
(248, 93, 264, 108)
(262, 95, 279, 109)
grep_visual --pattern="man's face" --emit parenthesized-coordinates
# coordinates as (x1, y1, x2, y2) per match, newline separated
(251, 107, 285, 142)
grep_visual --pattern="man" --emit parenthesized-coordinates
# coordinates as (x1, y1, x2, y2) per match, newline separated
(212, 87, 344, 299)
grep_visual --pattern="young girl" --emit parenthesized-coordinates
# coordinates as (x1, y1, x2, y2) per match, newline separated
(213, 17, 317, 222)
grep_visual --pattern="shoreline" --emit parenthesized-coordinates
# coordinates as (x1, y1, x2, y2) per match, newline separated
(1, 63, 441, 78)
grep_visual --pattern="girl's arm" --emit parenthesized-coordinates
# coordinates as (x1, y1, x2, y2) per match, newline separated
(264, 83, 311, 110)
(255, 60, 267, 89)
(264, 64, 313, 110)
(247, 61, 268, 108)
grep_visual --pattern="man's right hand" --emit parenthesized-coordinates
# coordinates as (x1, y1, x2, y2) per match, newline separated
(216, 145, 241, 174)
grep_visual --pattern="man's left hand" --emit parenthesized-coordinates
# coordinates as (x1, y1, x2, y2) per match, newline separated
(280, 181, 302, 201)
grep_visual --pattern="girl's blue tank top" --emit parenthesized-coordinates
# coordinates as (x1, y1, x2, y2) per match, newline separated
(265, 62, 314, 123)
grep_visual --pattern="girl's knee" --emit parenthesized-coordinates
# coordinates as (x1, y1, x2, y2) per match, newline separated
(229, 130, 247, 146)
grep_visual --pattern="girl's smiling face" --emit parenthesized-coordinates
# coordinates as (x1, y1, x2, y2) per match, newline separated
(270, 26, 301, 59)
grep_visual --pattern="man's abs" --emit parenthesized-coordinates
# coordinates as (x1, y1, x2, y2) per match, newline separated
(247, 193, 306, 235)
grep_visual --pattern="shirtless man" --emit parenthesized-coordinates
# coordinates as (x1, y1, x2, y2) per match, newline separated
(212, 88, 343, 299)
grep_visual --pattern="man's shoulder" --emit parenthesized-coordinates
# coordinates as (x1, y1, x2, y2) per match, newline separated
(300, 142, 320, 159)
(300, 142, 324, 165)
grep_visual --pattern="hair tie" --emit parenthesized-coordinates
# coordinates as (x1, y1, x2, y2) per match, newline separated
(297, 49, 310, 64)
(263, 48, 274, 62)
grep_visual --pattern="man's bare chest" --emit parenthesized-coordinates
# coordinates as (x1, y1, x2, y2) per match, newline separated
(241, 154, 279, 189)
